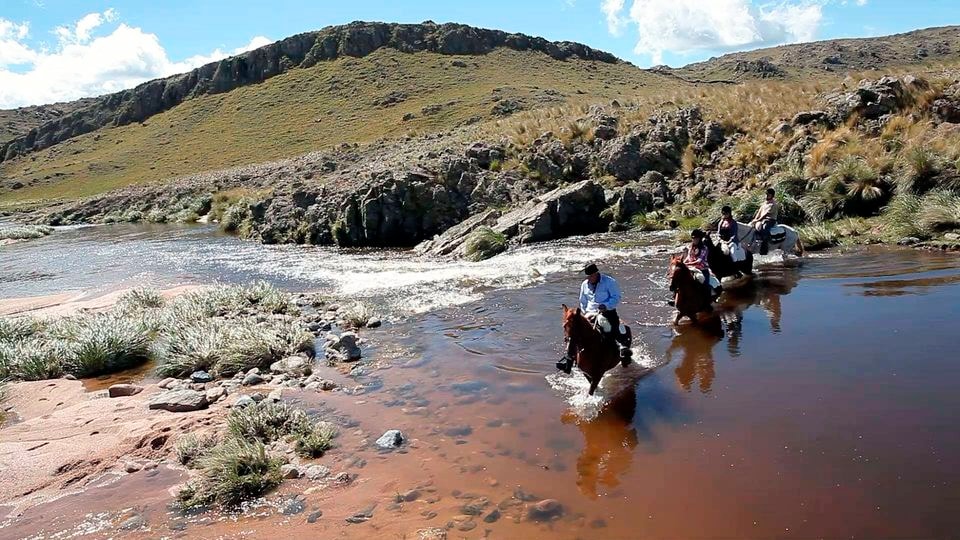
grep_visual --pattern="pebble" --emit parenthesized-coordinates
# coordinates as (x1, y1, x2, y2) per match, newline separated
(365, 318, 382, 328)
(124, 461, 142, 473)
(118, 514, 146, 531)
(63, 374, 77, 381)
(233, 395, 255, 408)
(307, 510, 323, 523)
(483, 508, 501, 523)
(205, 386, 226, 402)
(527, 499, 564, 521)
(305, 464, 331, 480)
(401, 489, 420, 502)
(157, 377, 177, 389)
(267, 388, 283, 402)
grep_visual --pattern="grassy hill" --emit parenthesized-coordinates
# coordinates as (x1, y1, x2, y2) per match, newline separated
(672, 25, 960, 81)
(0, 47, 681, 203)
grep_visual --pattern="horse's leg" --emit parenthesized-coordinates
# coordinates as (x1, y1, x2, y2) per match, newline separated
(620, 326, 633, 367)
(588, 376, 600, 396)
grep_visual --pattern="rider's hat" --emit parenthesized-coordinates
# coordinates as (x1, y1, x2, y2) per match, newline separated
(583, 263, 599, 276)
(691, 228, 705, 239)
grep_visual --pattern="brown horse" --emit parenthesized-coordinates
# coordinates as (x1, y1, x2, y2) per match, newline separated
(561, 304, 631, 395)
(668, 255, 717, 327)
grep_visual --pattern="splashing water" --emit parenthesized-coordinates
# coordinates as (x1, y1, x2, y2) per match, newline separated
(545, 340, 665, 421)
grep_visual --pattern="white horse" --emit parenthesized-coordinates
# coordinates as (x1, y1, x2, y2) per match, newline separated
(734, 221, 804, 256)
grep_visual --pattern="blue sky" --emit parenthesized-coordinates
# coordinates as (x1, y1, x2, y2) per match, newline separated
(0, 0, 956, 107)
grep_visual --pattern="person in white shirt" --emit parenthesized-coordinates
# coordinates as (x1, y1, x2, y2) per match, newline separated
(558, 263, 631, 374)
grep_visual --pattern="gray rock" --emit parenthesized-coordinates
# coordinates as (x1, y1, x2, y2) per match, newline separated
(282, 495, 307, 515)
(791, 110, 829, 126)
(945, 232, 960, 241)
(493, 180, 610, 244)
(108, 384, 143, 398)
(320, 380, 338, 391)
(267, 388, 283, 402)
(330, 332, 362, 361)
(305, 381, 321, 390)
(157, 377, 177, 389)
(147, 389, 208, 413)
(307, 510, 323, 523)
(205, 386, 226, 403)
(305, 464, 331, 480)
(190, 370, 212, 383)
(897, 236, 920, 246)
(242, 373, 265, 386)
(270, 355, 311, 376)
(375, 429, 405, 450)
(365, 318, 382, 329)
(483, 508, 501, 523)
(123, 461, 142, 473)
(233, 395, 256, 408)
(281, 464, 303, 479)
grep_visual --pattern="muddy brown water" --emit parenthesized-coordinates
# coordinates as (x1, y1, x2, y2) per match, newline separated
(2, 236, 960, 538)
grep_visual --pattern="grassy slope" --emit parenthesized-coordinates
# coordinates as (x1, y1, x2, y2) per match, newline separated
(0, 48, 682, 203)
(674, 26, 960, 81)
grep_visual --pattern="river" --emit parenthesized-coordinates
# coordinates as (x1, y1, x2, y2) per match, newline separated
(2, 223, 960, 539)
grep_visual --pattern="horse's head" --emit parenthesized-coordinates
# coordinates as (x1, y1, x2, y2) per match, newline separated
(561, 303, 583, 339)
(668, 255, 691, 290)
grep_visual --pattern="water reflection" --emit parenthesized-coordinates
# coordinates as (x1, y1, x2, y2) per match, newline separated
(562, 388, 638, 499)
(667, 326, 721, 393)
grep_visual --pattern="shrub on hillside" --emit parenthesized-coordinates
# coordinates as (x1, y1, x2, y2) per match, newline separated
(463, 226, 507, 261)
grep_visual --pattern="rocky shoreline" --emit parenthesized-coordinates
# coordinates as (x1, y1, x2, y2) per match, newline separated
(28, 72, 960, 256)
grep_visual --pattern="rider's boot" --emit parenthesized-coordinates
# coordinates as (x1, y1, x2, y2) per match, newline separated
(759, 239, 769, 255)
(556, 355, 573, 374)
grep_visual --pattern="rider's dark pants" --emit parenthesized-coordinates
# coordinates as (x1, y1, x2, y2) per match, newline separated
(565, 309, 621, 360)
(757, 220, 775, 251)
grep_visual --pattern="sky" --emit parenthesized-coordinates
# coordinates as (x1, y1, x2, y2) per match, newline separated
(0, 0, 956, 108)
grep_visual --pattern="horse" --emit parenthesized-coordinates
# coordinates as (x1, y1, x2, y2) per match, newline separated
(704, 233, 754, 282)
(668, 255, 718, 326)
(734, 221, 804, 256)
(561, 304, 632, 396)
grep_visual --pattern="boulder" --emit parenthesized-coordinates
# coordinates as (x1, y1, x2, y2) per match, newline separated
(305, 464, 331, 480)
(823, 76, 910, 122)
(601, 135, 681, 181)
(147, 389, 208, 413)
(376, 429, 405, 449)
(108, 384, 143, 398)
(280, 464, 303, 479)
(609, 183, 654, 222)
(233, 395, 256, 408)
(157, 377, 178, 389)
(791, 110, 830, 126)
(414, 208, 500, 257)
(493, 180, 610, 244)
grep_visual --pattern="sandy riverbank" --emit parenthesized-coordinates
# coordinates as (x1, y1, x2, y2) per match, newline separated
(0, 285, 200, 318)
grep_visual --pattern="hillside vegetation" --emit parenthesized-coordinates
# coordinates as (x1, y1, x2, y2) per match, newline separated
(0, 47, 678, 202)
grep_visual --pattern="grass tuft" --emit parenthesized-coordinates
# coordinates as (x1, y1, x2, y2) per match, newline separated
(176, 432, 221, 467)
(463, 226, 507, 262)
(177, 438, 285, 509)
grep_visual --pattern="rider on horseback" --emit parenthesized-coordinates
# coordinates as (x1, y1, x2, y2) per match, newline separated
(750, 188, 779, 255)
(557, 263, 631, 374)
(669, 229, 715, 306)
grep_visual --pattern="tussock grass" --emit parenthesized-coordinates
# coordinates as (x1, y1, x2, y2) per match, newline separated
(341, 302, 374, 329)
(177, 438, 285, 509)
(176, 432, 220, 467)
(463, 226, 507, 262)
(798, 224, 841, 251)
(0, 224, 53, 240)
(227, 401, 310, 443)
(294, 422, 337, 458)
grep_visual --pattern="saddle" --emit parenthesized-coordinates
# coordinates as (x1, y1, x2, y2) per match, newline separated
(769, 225, 787, 243)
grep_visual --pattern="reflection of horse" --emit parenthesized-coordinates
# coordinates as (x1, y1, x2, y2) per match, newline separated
(704, 234, 753, 281)
(561, 304, 632, 395)
(666, 325, 723, 393)
(668, 256, 722, 333)
(734, 221, 804, 256)
(561, 387, 638, 498)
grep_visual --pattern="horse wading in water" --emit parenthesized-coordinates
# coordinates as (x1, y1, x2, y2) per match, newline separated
(668, 255, 720, 328)
(704, 233, 754, 282)
(561, 304, 632, 395)
(734, 221, 804, 256)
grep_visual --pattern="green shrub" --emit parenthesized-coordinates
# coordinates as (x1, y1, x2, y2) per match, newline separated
(463, 226, 507, 262)
(882, 193, 924, 238)
(220, 201, 252, 233)
(917, 189, 960, 233)
(177, 438, 284, 509)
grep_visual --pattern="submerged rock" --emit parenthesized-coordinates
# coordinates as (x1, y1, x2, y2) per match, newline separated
(148, 389, 208, 413)
(527, 498, 564, 521)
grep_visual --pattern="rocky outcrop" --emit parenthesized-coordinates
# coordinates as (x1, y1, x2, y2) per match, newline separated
(147, 389, 208, 412)
(822, 76, 912, 123)
(932, 83, 960, 123)
(493, 180, 610, 243)
(0, 21, 619, 163)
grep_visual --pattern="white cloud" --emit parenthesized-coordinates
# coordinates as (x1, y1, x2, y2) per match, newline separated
(0, 9, 270, 108)
(601, 0, 627, 36)
(603, 0, 825, 65)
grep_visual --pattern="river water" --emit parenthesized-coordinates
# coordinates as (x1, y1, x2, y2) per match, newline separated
(2, 224, 960, 539)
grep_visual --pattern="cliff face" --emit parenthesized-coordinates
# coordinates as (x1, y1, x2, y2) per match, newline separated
(0, 21, 619, 164)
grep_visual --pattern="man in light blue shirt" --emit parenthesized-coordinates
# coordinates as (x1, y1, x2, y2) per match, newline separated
(558, 263, 631, 374)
